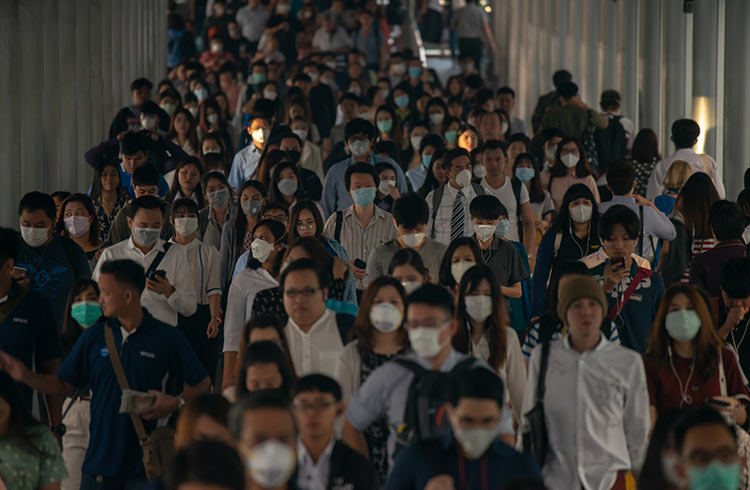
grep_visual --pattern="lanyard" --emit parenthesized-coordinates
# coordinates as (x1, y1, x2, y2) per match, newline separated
(457, 454, 487, 490)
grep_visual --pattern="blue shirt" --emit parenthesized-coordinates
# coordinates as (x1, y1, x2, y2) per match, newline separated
(322, 154, 408, 218)
(57, 310, 208, 478)
(385, 433, 541, 490)
(228, 143, 263, 190)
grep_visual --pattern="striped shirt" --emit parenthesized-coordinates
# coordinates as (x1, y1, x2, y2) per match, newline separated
(323, 205, 398, 289)
(522, 319, 620, 360)
(681, 237, 716, 283)
(425, 184, 481, 246)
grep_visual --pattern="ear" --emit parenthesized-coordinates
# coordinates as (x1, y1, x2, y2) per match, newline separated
(448, 318, 459, 337)
(127, 217, 134, 230)
(321, 287, 328, 302)
(335, 401, 345, 417)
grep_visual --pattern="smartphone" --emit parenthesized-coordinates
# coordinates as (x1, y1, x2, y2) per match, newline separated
(610, 257, 625, 269)
(707, 398, 731, 407)
(148, 270, 166, 280)
(354, 259, 367, 269)
(12, 266, 27, 277)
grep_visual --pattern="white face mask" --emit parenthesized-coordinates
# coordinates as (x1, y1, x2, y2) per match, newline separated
(207, 114, 219, 125)
(174, 217, 198, 236)
(661, 452, 687, 487)
(561, 153, 580, 168)
(410, 135, 423, 150)
(133, 227, 161, 247)
(350, 140, 370, 157)
(369, 303, 403, 333)
(251, 238, 275, 262)
(20, 226, 50, 248)
(408, 322, 448, 359)
(378, 179, 395, 195)
(401, 281, 422, 295)
(464, 295, 493, 322)
(544, 146, 557, 161)
(246, 440, 296, 489)
(64, 216, 91, 238)
(454, 169, 472, 189)
(277, 178, 298, 196)
(141, 115, 157, 130)
(452, 424, 501, 459)
(569, 204, 593, 223)
(451, 260, 475, 284)
(429, 113, 445, 125)
(252, 128, 269, 144)
(472, 164, 487, 179)
(160, 102, 176, 116)
(263, 90, 278, 101)
(473, 223, 495, 242)
(500, 121, 509, 133)
(292, 129, 308, 141)
(401, 232, 425, 248)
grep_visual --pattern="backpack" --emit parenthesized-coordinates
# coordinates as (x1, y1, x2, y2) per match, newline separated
(594, 115, 627, 175)
(581, 110, 600, 173)
(509, 177, 524, 242)
(394, 357, 476, 450)
(430, 184, 485, 239)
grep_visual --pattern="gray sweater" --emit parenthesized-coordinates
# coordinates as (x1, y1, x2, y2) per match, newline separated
(365, 238, 447, 285)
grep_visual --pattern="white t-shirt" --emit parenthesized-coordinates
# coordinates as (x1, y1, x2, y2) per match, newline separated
(480, 177, 530, 242)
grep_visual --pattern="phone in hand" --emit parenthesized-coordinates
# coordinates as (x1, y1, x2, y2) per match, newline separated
(354, 259, 367, 269)
(148, 270, 167, 281)
(610, 257, 625, 269)
(12, 266, 27, 278)
(707, 398, 731, 407)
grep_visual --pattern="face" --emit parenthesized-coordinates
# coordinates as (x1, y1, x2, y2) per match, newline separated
(204, 177, 227, 197)
(602, 223, 635, 261)
(247, 118, 269, 137)
(391, 264, 424, 284)
(451, 245, 476, 265)
(449, 398, 502, 431)
(63, 201, 93, 229)
(406, 303, 456, 348)
(566, 298, 603, 337)
(245, 363, 283, 391)
(279, 138, 301, 153)
(515, 158, 534, 174)
(483, 148, 506, 177)
(122, 151, 148, 174)
(262, 209, 288, 225)
(544, 136, 562, 160)
(679, 424, 741, 479)
(467, 279, 491, 299)
(341, 100, 358, 120)
(174, 112, 190, 134)
(723, 292, 750, 311)
(253, 225, 280, 256)
(479, 114, 500, 141)
(128, 207, 163, 236)
(396, 223, 426, 237)
(19, 209, 52, 233)
(132, 86, 151, 106)
(74, 285, 99, 305)
(295, 209, 317, 238)
(349, 172, 376, 194)
(447, 156, 472, 183)
(238, 407, 296, 453)
(457, 130, 478, 152)
(293, 390, 341, 439)
(283, 269, 327, 324)
(240, 186, 264, 206)
(101, 165, 120, 191)
(568, 197, 593, 219)
(497, 93, 515, 113)
(372, 284, 404, 314)
(668, 293, 695, 314)
(190, 414, 233, 446)
(97, 272, 134, 318)
(278, 167, 298, 186)
(508, 142, 526, 163)
(559, 141, 580, 161)
(378, 169, 396, 190)
(178, 164, 201, 191)
(432, 159, 447, 184)
(133, 185, 158, 198)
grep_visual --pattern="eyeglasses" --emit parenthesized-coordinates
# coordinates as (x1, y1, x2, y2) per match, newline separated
(292, 401, 336, 412)
(284, 287, 320, 298)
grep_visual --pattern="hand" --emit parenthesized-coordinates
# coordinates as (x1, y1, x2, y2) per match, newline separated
(332, 257, 348, 280)
(535, 220, 550, 234)
(425, 475, 455, 490)
(146, 275, 175, 298)
(207, 317, 220, 339)
(708, 396, 742, 418)
(720, 305, 749, 339)
(11, 269, 30, 287)
(387, 185, 400, 200)
(350, 260, 366, 281)
(633, 194, 656, 209)
(603, 262, 630, 293)
(0, 351, 29, 383)
(140, 390, 179, 420)
(150, 133, 159, 142)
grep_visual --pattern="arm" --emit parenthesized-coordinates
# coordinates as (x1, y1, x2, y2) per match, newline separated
(342, 418, 371, 459)
(624, 358, 651, 475)
(84, 138, 119, 169)
(321, 169, 338, 218)
(41, 359, 64, 429)
(519, 201, 536, 260)
(142, 376, 211, 420)
(0, 352, 74, 396)
(500, 281, 522, 299)
(530, 230, 554, 317)
(222, 352, 238, 391)
(482, 21, 496, 53)
(636, 200, 677, 241)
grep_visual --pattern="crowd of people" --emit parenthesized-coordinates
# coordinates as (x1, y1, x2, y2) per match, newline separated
(0, 1, 749, 490)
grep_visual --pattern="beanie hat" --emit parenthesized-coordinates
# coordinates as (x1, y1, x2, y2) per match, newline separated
(557, 275, 608, 321)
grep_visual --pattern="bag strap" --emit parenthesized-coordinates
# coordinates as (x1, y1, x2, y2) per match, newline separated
(145, 242, 173, 278)
(638, 206, 645, 256)
(552, 231, 563, 259)
(104, 326, 149, 443)
(335, 211, 343, 244)
(511, 177, 523, 241)
(537, 340, 551, 400)
(430, 187, 444, 239)
(61, 388, 81, 421)
(608, 267, 653, 320)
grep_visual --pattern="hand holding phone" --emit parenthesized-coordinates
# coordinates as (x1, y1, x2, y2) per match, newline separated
(707, 397, 731, 407)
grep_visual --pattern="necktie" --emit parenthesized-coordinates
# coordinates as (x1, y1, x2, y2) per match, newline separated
(450, 190, 465, 243)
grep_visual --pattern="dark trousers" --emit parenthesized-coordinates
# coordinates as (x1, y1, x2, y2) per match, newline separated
(421, 9, 443, 43)
(80, 472, 146, 490)
(458, 37, 483, 67)
(178, 304, 220, 386)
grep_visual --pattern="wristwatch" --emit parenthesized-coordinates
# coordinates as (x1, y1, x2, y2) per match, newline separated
(177, 396, 186, 410)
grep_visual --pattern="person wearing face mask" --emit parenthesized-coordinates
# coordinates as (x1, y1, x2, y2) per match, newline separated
(537, 128, 565, 191)
(374, 163, 401, 213)
(437, 237, 483, 294)
(426, 148, 487, 246)
(540, 81, 609, 143)
(334, 277, 410, 482)
(323, 163, 398, 292)
(644, 284, 750, 429)
(322, 119, 409, 217)
(521, 274, 650, 490)
(94, 196, 197, 327)
(453, 265, 527, 427)
(199, 171, 237, 251)
(223, 219, 287, 390)
(264, 0, 303, 64)
(14, 192, 91, 331)
(228, 113, 271, 190)
(531, 184, 601, 317)
(279, 130, 324, 200)
(548, 137, 601, 211)
(269, 161, 305, 208)
(57, 194, 104, 271)
(386, 368, 541, 489)
(582, 205, 664, 353)
(343, 284, 506, 478)
(228, 391, 299, 490)
(367, 193, 448, 285)
(387, 248, 432, 295)
(406, 134, 445, 193)
(637, 409, 685, 490)
(236, 0, 271, 53)
(512, 152, 555, 247)
(496, 86, 527, 136)
(109, 78, 171, 138)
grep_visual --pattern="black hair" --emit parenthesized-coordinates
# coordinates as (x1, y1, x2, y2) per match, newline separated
(469, 195, 506, 220)
(606, 159, 636, 196)
(392, 193, 429, 228)
(600, 89, 621, 110)
(169, 440, 245, 490)
(507, 132, 531, 149)
(0, 372, 45, 455)
(172, 197, 200, 217)
(551, 183, 600, 234)
(139, 100, 160, 116)
(418, 149, 446, 198)
(247, 112, 271, 128)
(483, 138, 507, 156)
(598, 204, 640, 241)
(340, 92, 360, 105)
(18, 191, 56, 219)
(720, 258, 750, 299)
(419, 134, 445, 155)
(0, 227, 21, 264)
(100, 259, 146, 293)
(541, 127, 565, 143)
(671, 119, 701, 149)
(552, 70, 573, 89)
(237, 341, 296, 398)
(637, 409, 684, 490)
(557, 81, 578, 99)
(246, 219, 287, 273)
(345, 162, 379, 190)
(269, 161, 304, 204)
(280, 257, 331, 290)
(438, 237, 483, 289)
(674, 406, 737, 454)
(120, 132, 149, 156)
(132, 165, 160, 187)
(130, 195, 165, 218)
(344, 118, 376, 141)
(450, 367, 504, 407)
(288, 199, 324, 244)
(709, 200, 745, 242)
(442, 147, 471, 171)
(512, 152, 546, 203)
(387, 248, 428, 276)
(130, 78, 153, 91)
(405, 283, 455, 319)
(294, 374, 342, 401)
(90, 161, 124, 204)
(51, 191, 71, 202)
(229, 391, 295, 440)
(496, 86, 515, 98)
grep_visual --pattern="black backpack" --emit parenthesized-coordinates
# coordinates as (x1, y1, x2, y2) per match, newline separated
(394, 357, 476, 450)
(594, 115, 627, 174)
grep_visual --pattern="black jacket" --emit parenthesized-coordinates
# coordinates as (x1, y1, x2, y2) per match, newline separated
(326, 441, 380, 490)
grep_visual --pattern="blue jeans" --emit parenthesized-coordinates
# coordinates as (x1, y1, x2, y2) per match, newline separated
(80, 472, 146, 490)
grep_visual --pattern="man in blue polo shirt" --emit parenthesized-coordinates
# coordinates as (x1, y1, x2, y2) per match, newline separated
(0, 259, 210, 489)
(321, 118, 408, 218)
(0, 227, 62, 419)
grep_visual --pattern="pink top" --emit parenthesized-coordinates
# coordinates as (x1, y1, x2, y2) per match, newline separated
(549, 174, 601, 210)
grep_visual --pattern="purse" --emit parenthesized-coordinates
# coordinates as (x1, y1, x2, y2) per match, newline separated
(104, 327, 175, 481)
(522, 339, 551, 466)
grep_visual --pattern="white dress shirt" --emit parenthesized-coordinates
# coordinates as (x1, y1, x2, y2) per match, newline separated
(93, 238, 197, 326)
(223, 267, 279, 353)
(646, 147, 725, 200)
(285, 308, 344, 378)
(169, 238, 221, 305)
(521, 334, 650, 490)
(296, 437, 335, 490)
(426, 183, 481, 245)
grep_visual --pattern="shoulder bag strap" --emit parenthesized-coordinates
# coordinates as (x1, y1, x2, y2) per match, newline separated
(335, 211, 343, 243)
(638, 206, 645, 256)
(104, 326, 149, 443)
(145, 242, 173, 278)
(430, 187, 444, 239)
(607, 267, 653, 320)
(537, 340, 551, 400)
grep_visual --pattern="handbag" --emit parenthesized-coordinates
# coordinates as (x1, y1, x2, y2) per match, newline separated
(104, 327, 175, 481)
(522, 339, 551, 466)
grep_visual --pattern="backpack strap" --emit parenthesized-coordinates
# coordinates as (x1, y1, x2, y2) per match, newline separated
(552, 231, 563, 258)
(470, 182, 485, 196)
(334, 211, 343, 244)
(394, 358, 429, 443)
(145, 242, 173, 278)
(510, 177, 524, 241)
(450, 357, 477, 375)
(430, 187, 445, 239)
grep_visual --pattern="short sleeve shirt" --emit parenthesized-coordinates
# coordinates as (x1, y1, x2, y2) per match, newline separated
(480, 177, 530, 242)
(453, 5, 487, 38)
(0, 425, 68, 490)
(477, 237, 528, 286)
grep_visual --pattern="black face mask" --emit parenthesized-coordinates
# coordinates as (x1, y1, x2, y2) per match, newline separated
(288, 150, 301, 164)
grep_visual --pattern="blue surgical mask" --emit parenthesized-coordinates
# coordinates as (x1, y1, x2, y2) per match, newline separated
(515, 167, 535, 183)
(409, 67, 422, 78)
(665, 309, 702, 341)
(395, 95, 409, 108)
(376, 119, 393, 133)
(495, 219, 510, 238)
(351, 187, 376, 207)
(252, 72, 266, 85)
(194, 88, 209, 101)
(422, 154, 433, 168)
(444, 130, 457, 144)
(687, 461, 741, 490)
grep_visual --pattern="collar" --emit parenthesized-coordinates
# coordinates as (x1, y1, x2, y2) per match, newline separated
(343, 204, 388, 220)
(562, 332, 608, 353)
(610, 195, 636, 204)
(169, 237, 199, 250)
(480, 176, 506, 190)
(109, 308, 156, 337)
(127, 237, 165, 254)
(288, 308, 335, 335)
(297, 436, 335, 467)
(443, 183, 462, 197)
(673, 148, 697, 157)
